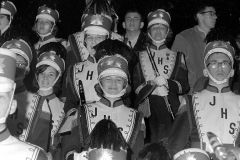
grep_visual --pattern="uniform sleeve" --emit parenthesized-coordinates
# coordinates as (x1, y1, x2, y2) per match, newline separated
(168, 95, 192, 156)
(61, 120, 82, 160)
(168, 52, 190, 94)
(64, 65, 79, 115)
(65, 34, 82, 70)
(133, 62, 155, 94)
(131, 130, 144, 160)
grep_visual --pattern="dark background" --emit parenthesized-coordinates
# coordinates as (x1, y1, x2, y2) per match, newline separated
(8, 0, 240, 42)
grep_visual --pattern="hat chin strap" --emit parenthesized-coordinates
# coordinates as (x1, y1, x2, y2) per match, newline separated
(206, 69, 230, 85)
(0, 83, 16, 124)
(99, 83, 127, 99)
(147, 28, 169, 45)
(1, 18, 12, 35)
(37, 24, 55, 39)
(38, 73, 60, 92)
(38, 32, 52, 40)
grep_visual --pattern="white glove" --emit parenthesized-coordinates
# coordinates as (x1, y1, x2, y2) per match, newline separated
(154, 76, 167, 87)
(74, 151, 88, 160)
(156, 86, 169, 96)
(110, 32, 124, 41)
(46, 152, 53, 160)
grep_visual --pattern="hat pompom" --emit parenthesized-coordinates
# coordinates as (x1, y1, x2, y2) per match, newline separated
(86, 119, 128, 160)
(81, 0, 119, 34)
(84, 0, 116, 17)
(38, 42, 66, 60)
(94, 39, 132, 63)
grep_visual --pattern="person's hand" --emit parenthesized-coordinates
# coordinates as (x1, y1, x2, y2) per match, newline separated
(154, 76, 168, 87)
(46, 152, 53, 160)
(152, 86, 169, 96)
(74, 151, 88, 160)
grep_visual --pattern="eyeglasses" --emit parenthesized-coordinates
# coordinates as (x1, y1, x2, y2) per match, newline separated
(207, 61, 231, 69)
(16, 62, 27, 68)
(200, 11, 217, 17)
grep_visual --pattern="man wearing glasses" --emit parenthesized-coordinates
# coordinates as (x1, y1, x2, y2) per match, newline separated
(171, 2, 217, 94)
(168, 40, 240, 159)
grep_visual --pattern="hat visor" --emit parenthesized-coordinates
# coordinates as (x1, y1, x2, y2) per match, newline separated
(99, 68, 127, 79)
(148, 19, 169, 28)
(84, 26, 109, 35)
(36, 60, 61, 74)
(36, 14, 55, 23)
(0, 8, 11, 15)
(204, 48, 234, 64)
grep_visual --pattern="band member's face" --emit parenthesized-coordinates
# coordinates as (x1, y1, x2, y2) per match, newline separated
(149, 24, 168, 41)
(100, 75, 125, 95)
(0, 91, 11, 118)
(206, 53, 232, 82)
(15, 54, 28, 81)
(0, 14, 9, 31)
(36, 19, 53, 35)
(37, 66, 58, 88)
(85, 34, 107, 56)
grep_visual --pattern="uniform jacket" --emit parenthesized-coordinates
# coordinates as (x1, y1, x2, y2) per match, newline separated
(0, 128, 48, 160)
(62, 98, 144, 160)
(168, 85, 240, 156)
(123, 31, 147, 58)
(7, 86, 65, 152)
(133, 43, 189, 124)
(64, 57, 100, 115)
(62, 31, 123, 99)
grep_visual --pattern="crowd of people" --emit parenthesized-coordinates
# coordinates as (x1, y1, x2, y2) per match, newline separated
(1, 0, 240, 160)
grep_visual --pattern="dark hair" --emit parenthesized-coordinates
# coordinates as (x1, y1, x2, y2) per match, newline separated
(194, 2, 216, 23)
(94, 39, 132, 63)
(86, 119, 128, 151)
(137, 142, 171, 160)
(33, 64, 62, 95)
(94, 39, 134, 78)
(124, 8, 144, 22)
(38, 42, 66, 60)
(205, 27, 233, 44)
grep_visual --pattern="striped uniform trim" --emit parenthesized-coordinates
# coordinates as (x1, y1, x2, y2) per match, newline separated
(174, 80, 182, 94)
